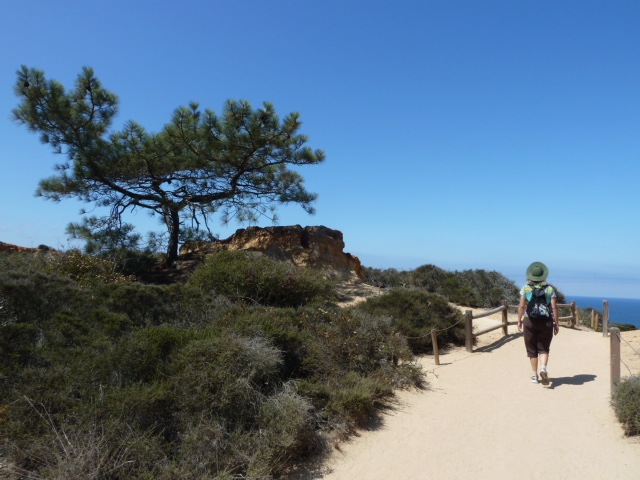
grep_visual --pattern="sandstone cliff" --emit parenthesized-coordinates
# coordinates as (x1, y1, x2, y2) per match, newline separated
(181, 225, 365, 282)
(0, 242, 53, 254)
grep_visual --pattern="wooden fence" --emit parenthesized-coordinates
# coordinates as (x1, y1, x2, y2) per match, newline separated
(450, 299, 630, 399)
(610, 326, 620, 396)
(464, 300, 578, 352)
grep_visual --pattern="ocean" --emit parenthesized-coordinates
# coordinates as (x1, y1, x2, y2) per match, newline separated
(568, 295, 640, 329)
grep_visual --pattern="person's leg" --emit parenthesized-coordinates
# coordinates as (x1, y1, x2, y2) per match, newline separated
(529, 356, 539, 373)
(529, 356, 539, 383)
(538, 352, 548, 369)
(537, 322, 553, 384)
(523, 318, 539, 383)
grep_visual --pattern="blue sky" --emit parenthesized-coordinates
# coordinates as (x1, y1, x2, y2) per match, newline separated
(1, 1, 639, 298)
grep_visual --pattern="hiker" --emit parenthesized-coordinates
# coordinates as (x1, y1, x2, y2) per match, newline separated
(517, 261, 560, 385)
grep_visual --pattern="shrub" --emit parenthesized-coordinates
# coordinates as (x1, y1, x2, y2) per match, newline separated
(2, 250, 426, 478)
(0, 268, 83, 326)
(409, 265, 519, 308)
(169, 334, 283, 426)
(355, 288, 466, 354)
(363, 267, 411, 288)
(188, 250, 336, 307)
(93, 282, 188, 328)
(410, 264, 450, 294)
(104, 381, 177, 438)
(7, 401, 166, 480)
(612, 323, 638, 332)
(44, 249, 133, 285)
(111, 326, 192, 383)
(0, 323, 38, 375)
(212, 305, 420, 435)
(255, 383, 317, 474)
(612, 375, 640, 436)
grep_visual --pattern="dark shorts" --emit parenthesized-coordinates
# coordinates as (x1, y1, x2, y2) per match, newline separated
(523, 317, 553, 358)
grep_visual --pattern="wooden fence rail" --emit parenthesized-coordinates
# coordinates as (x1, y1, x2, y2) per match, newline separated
(464, 301, 578, 352)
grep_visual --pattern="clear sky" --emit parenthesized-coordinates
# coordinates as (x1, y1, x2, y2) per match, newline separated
(1, 1, 639, 298)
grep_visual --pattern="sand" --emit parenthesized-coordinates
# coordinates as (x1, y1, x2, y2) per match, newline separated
(293, 308, 640, 480)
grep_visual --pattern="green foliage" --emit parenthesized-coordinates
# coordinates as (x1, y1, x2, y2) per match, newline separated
(363, 267, 411, 288)
(93, 282, 187, 328)
(577, 307, 600, 329)
(2, 252, 420, 478)
(410, 265, 519, 307)
(171, 334, 283, 422)
(188, 250, 336, 307)
(0, 323, 37, 375)
(0, 256, 84, 326)
(612, 375, 640, 436)
(14, 66, 324, 263)
(355, 288, 466, 354)
(45, 249, 133, 285)
(612, 323, 638, 332)
(410, 264, 450, 293)
(67, 217, 164, 278)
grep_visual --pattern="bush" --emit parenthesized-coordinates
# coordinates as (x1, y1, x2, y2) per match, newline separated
(2, 250, 425, 479)
(169, 334, 283, 426)
(355, 288, 466, 354)
(255, 383, 316, 474)
(112, 325, 192, 383)
(188, 251, 336, 307)
(6, 400, 166, 480)
(410, 264, 450, 294)
(613, 375, 640, 436)
(363, 267, 411, 288)
(409, 265, 519, 307)
(0, 268, 83, 326)
(93, 282, 188, 328)
(44, 249, 133, 285)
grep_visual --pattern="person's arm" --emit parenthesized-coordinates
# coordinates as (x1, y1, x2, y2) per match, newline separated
(551, 297, 560, 335)
(517, 295, 526, 332)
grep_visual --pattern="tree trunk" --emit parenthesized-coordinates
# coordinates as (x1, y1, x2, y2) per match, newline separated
(164, 207, 181, 265)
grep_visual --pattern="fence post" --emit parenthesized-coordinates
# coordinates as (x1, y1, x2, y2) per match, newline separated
(602, 300, 609, 337)
(431, 330, 440, 366)
(610, 327, 621, 397)
(465, 310, 473, 352)
(501, 300, 509, 336)
(570, 301, 577, 327)
(590, 310, 596, 330)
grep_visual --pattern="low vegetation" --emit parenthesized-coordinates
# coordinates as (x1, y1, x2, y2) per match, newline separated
(4, 249, 636, 478)
(613, 375, 640, 436)
(364, 264, 519, 307)
(0, 249, 466, 479)
(577, 306, 637, 332)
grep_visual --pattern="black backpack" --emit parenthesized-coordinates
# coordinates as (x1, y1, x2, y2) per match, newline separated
(526, 286, 552, 321)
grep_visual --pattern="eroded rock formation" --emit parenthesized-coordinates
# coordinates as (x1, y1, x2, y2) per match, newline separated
(181, 225, 365, 281)
(0, 242, 53, 254)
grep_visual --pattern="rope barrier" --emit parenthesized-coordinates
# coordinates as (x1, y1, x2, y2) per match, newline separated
(402, 314, 468, 340)
(610, 329, 640, 377)
(610, 329, 640, 358)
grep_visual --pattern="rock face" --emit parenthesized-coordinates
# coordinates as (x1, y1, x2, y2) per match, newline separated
(181, 225, 365, 281)
(0, 242, 53, 254)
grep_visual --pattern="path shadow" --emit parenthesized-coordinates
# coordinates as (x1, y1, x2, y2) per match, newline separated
(547, 374, 597, 389)
(474, 332, 523, 353)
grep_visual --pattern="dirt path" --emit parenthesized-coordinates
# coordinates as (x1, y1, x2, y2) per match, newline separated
(295, 312, 640, 479)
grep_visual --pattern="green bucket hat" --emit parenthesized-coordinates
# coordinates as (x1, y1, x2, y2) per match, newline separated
(526, 261, 549, 282)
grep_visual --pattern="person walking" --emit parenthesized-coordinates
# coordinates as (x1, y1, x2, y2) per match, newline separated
(517, 261, 560, 385)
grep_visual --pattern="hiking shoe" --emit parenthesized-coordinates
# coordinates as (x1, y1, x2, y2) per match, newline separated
(539, 368, 549, 385)
(531, 373, 539, 384)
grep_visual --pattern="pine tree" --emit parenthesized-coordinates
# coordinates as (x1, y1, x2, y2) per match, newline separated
(13, 66, 325, 264)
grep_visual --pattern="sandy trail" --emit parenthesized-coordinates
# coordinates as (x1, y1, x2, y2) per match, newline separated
(295, 311, 640, 480)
